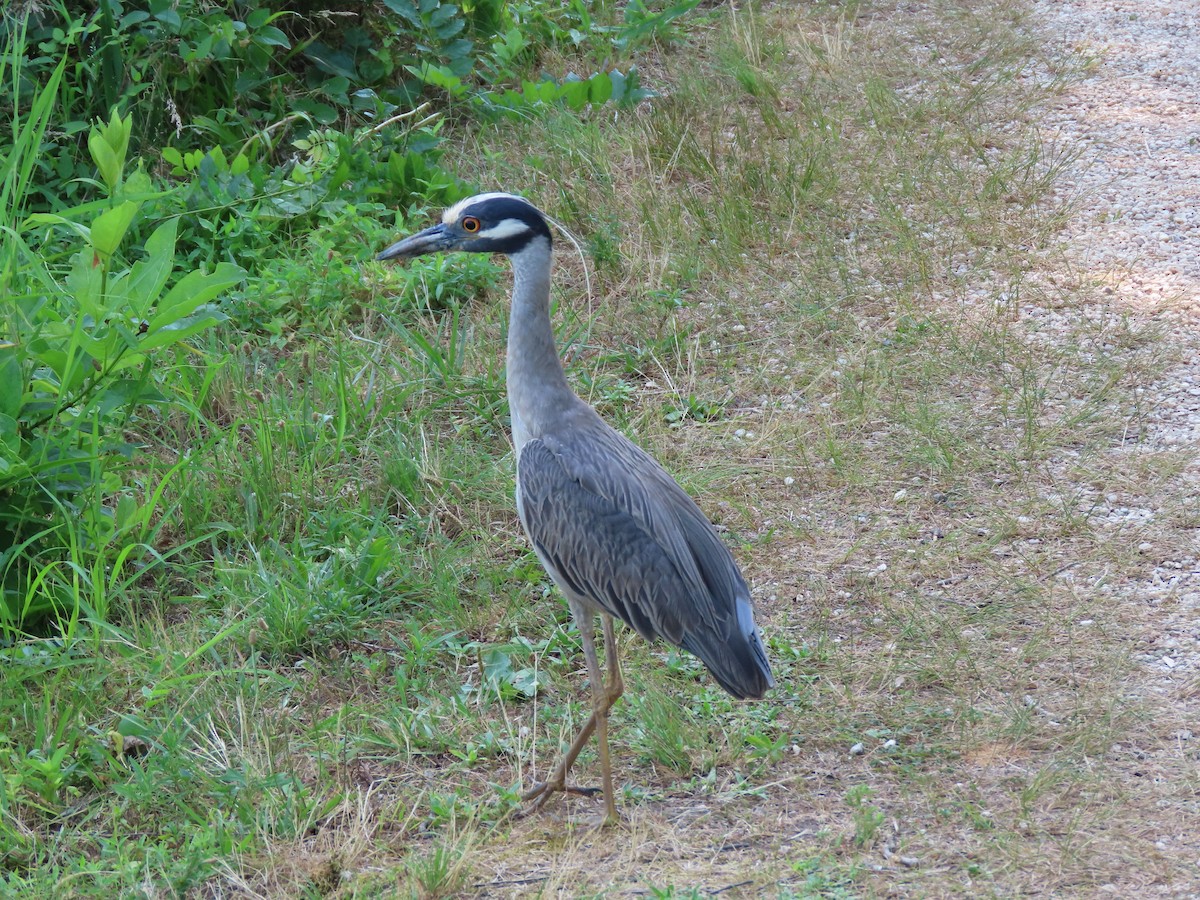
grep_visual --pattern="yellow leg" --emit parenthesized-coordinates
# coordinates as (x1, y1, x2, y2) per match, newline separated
(521, 611, 625, 823)
(601, 614, 624, 706)
(520, 713, 598, 806)
(596, 614, 624, 823)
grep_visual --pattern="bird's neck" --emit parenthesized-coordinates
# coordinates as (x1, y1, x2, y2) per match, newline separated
(505, 237, 577, 448)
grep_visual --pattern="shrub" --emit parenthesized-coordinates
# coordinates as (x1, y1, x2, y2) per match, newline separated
(1, 107, 244, 631)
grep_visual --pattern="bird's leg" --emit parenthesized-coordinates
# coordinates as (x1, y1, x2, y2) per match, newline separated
(521, 609, 602, 811)
(586, 613, 619, 824)
(520, 712, 599, 809)
(521, 610, 622, 822)
(601, 614, 624, 709)
(593, 615, 625, 823)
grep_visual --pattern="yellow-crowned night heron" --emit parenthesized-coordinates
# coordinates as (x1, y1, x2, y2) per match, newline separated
(378, 192, 774, 822)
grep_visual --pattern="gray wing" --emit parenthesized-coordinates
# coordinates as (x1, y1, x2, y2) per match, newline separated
(516, 425, 773, 699)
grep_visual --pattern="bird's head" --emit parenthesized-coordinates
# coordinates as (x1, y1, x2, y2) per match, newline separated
(376, 192, 552, 262)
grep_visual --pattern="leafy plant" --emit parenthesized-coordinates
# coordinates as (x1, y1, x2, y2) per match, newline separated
(414, 62, 656, 114)
(487, 66, 656, 113)
(611, 0, 705, 52)
(468, 642, 545, 702)
(665, 394, 726, 426)
(385, 0, 477, 77)
(3, 2, 297, 208)
(1, 109, 244, 630)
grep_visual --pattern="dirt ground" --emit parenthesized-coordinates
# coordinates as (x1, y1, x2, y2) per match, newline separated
(1030, 0, 1200, 892)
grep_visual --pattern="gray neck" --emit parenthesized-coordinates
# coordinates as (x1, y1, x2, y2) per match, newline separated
(505, 236, 577, 448)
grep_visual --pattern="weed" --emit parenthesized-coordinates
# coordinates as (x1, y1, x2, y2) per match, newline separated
(844, 785, 886, 847)
(782, 856, 862, 899)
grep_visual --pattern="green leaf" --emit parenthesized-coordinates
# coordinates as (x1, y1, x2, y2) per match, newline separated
(383, 0, 420, 26)
(125, 218, 178, 315)
(0, 347, 22, 420)
(91, 378, 159, 416)
(510, 667, 542, 699)
(481, 647, 512, 685)
(87, 134, 117, 186)
(430, 5, 462, 30)
(587, 72, 613, 105)
(65, 249, 105, 320)
(123, 168, 153, 198)
(407, 63, 468, 98)
(90, 201, 139, 257)
(609, 69, 627, 104)
(562, 80, 589, 110)
(492, 27, 528, 64)
(89, 110, 132, 195)
(254, 25, 291, 48)
(114, 494, 140, 531)
(0, 412, 20, 453)
(23, 213, 91, 244)
(149, 263, 245, 331)
(294, 98, 338, 125)
(139, 307, 229, 351)
(162, 146, 184, 175)
(77, 328, 124, 366)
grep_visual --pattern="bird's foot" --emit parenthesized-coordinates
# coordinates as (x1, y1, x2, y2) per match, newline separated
(518, 779, 602, 816)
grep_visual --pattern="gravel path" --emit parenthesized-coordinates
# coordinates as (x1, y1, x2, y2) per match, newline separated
(1032, 0, 1200, 890)
(1039, 1, 1200, 322)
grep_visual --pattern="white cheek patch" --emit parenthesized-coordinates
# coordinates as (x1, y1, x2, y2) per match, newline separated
(478, 218, 532, 242)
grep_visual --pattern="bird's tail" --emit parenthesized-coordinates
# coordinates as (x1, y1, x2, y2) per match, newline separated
(684, 595, 775, 700)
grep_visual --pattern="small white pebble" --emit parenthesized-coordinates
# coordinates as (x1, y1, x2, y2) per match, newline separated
(850, 742, 865, 756)
(893, 488, 907, 501)
(883, 739, 897, 750)
(784, 476, 795, 486)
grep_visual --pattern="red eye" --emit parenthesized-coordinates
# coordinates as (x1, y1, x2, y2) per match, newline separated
(462, 216, 481, 233)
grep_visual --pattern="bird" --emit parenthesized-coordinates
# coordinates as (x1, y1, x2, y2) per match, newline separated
(377, 192, 774, 822)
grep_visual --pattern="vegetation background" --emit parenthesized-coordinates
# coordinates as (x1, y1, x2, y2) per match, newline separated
(2, 0, 1194, 896)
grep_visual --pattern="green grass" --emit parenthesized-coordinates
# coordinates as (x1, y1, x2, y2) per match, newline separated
(2, 0, 1194, 896)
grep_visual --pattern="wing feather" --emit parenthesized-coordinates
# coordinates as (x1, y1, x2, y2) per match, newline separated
(516, 425, 773, 699)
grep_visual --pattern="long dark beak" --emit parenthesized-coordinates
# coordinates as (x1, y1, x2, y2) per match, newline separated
(376, 223, 455, 261)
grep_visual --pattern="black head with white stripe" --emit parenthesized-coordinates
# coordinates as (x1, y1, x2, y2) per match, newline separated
(376, 192, 551, 261)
